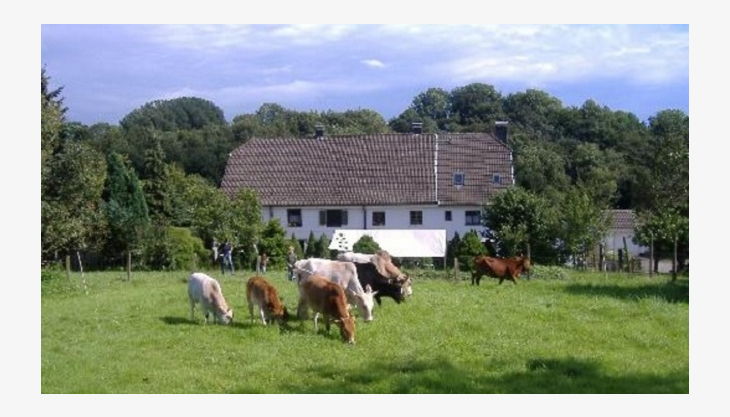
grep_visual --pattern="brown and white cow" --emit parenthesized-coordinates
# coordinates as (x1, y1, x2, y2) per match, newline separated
(339, 250, 413, 298)
(188, 272, 234, 324)
(294, 258, 376, 322)
(471, 255, 532, 285)
(299, 275, 356, 344)
(246, 276, 289, 325)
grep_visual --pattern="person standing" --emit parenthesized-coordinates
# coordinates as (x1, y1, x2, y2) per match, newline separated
(261, 253, 269, 274)
(222, 241, 235, 275)
(211, 239, 219, 266)
(286, 246, 298, 281)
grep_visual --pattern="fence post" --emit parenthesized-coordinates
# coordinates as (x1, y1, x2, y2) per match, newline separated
(622, 237, 631, 274)
(65, 255, 71, 280)
(649, 233, 654, 278)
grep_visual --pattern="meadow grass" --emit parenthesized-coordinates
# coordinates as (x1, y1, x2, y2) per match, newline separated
(41, 268, 688, 393)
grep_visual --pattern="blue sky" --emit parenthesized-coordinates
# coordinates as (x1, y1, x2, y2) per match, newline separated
(41, 24, 689, 125)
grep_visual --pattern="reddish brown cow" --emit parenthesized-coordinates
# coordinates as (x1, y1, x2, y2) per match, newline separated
(246, 276, 289, 325)
(299, 275, 356, 344)
(471, 255, 532, 286)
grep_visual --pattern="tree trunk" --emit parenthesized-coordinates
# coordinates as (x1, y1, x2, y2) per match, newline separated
(126, 250, 131, 281)
(65, 255, 71, 280)
(623, 236, 631, 273)
(654, 256, 659, 274)
(599, 243, 605, 272)
(672, 237, 678, 282)
(649, 234, 654, 278)
(526, 242, 532, 279)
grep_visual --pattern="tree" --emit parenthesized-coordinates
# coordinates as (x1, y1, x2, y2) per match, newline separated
(446, 232, 461, 268)
(557, 187, 610, 266)
(258, 219, 288, 268)
(42, 142, 108, 270)
(120, 97, 226, 132)
(457, 230, 488, 271)
(483, 187, 557, 262)
(449, 83, 505, 131)
(634, 208, 688, 279)
(513, 141, 570, 199)
(288, 234, 305, 259)
(503, 89, 564, 139)
(317, 233, 331, 259)
(230, 189, 263, 268)
(41, 67, 67, 116)
(142, 136, 172, 222)
(352, 234, 382, 254)
(103, 153, 150, 279)
(305, 231, 318, 258)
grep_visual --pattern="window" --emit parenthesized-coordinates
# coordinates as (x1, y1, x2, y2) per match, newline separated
(287, 209, 302, 227)
(410, 210, 423, 225)
(445, 210, 452, 221)
(453, 172, 465, 186)
(319, 210, 348, 227)
(465, 210, 481, 226)
(492, 174, 501, 184)
(372, 211, 386, 226)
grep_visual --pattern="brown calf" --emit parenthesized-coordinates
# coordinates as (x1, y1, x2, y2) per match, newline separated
(246, 276, 289, 325)
(471, 255, 532, 286)
(299, 275, 356, 344)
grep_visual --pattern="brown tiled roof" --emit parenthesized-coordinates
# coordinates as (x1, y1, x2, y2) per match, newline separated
(437, 133, 513, 206)
(606, 209, 636, 230)
(220, 133, 513, 207)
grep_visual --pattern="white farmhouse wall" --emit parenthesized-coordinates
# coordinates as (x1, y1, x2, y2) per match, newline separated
(603, 229, 646, 257)
(262, 205, 486, 242)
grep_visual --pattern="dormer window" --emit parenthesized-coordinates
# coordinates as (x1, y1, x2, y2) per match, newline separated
(453, 172, 465, 186)
(492, 174, 501, 184)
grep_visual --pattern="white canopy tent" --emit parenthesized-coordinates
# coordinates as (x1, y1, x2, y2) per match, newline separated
(328, 229, 447, 257)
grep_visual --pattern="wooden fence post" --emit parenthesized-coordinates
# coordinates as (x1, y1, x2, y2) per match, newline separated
(65, 255, 71, 280)
(126, 250, 131, 281)
(672, 237, 678, 282)
(622, 237, 631, 274)
(649, 233, 654, 278)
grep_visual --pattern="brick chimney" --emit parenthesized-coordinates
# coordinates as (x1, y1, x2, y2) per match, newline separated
(494, 121, 508, 143)
(411, 121, 423, 134)
(315, 124, 325, 139)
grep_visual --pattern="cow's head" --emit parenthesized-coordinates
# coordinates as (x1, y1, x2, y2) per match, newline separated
(335, 315, 356, 344)
(356, 285, 377, 322)
(219, 307, 234, 325)
(400, 277, 413, 297)
(522, 257, 532, 272)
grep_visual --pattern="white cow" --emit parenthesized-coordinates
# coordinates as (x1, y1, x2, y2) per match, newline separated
(187, 272, 234, 324)
(337, 252, 375, 263)
(294, 258, 376, 322)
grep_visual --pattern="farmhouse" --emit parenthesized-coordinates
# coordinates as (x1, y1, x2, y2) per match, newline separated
(220, 123, 514, 243)
(603, 209, 646, 258)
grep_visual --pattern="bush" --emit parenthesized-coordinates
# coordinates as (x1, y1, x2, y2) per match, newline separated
(457, 230, 488, 271)
(141, 226, 207, 270)
(529, 265, 569, 280)
(352, 234, 381, 254)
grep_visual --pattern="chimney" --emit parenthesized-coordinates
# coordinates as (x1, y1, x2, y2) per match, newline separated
(411, 121, 423, 134)
(315, 124, 325, 139)
(494, 121, 508, 143)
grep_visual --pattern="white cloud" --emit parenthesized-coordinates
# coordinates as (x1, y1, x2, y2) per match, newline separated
(361, 59, 386, 68)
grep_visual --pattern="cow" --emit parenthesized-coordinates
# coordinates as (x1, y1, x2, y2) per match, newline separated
(187, 272, 234, 324)
(246, 276, 289, 325)
(354, 262, 410, 305)
(471, 255, 532, 285)
(299, 275, 356, 344)
(294, 258, 376, 322)
(338, 250, 413, 297)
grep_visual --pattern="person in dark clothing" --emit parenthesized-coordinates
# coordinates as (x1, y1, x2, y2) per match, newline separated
(221, 241, 234, 275)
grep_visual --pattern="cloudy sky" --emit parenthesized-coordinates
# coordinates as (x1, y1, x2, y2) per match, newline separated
(41, 24, 688, 125)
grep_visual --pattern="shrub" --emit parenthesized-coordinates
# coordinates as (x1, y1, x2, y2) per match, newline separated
(352, 234, 381, 254)
(141, 226, 207, 270)
(457, 230, 488, 271)
(529, 265, 569, 280)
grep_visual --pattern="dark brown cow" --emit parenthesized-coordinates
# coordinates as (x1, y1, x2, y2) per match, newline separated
(246, 276, 289, 325)
(471, 255, 532, 285)
(299, 275, 356, 344)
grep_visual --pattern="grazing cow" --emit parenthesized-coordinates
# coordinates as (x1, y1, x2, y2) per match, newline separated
(299, 275, 356, 344)
(246, 276, 289, 325)
(338, 250, 413, 297)
(294, 258, 376, 322)
(187, 272, 233, 324)
(354, 262, 410, 305)
(471, 255, 532, 285)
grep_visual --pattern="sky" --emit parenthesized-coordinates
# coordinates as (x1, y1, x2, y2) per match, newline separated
(41, 24, 689, 125)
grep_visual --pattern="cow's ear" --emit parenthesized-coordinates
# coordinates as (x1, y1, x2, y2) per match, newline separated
(371, 290, 379, 296)
(365, 284, 372, 293)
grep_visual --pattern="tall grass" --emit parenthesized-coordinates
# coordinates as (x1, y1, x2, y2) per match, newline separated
(41, 268, 688, 393)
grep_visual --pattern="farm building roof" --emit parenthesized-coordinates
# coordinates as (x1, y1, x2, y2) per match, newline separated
(606, 209, 637, 230)
(220, 132, 513, 207)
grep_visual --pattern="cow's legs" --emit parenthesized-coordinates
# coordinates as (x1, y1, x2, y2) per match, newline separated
(499, 278, 504, 285)
(313, 312, 320, 332)
(248, 300, 254, 323)
(259, 307, 268, 325)
(324, 314, 331, 334)
(189, 299, 195, 321)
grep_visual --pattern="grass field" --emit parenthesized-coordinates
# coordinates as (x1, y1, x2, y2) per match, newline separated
(41, 268, 688, 393)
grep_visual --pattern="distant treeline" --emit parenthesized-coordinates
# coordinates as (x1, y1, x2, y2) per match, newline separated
(42, 69, 688, 272)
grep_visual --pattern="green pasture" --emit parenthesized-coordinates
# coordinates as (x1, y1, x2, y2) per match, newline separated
(41, 268, 688, 393)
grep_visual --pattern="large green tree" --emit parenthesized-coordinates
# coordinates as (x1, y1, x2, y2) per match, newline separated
(103, 153, 150, 279)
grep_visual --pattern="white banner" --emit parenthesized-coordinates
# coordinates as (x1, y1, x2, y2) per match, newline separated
(328, 229, 447, 257)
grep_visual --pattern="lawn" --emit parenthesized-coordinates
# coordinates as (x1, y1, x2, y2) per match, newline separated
(41, 268, 688, 393)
